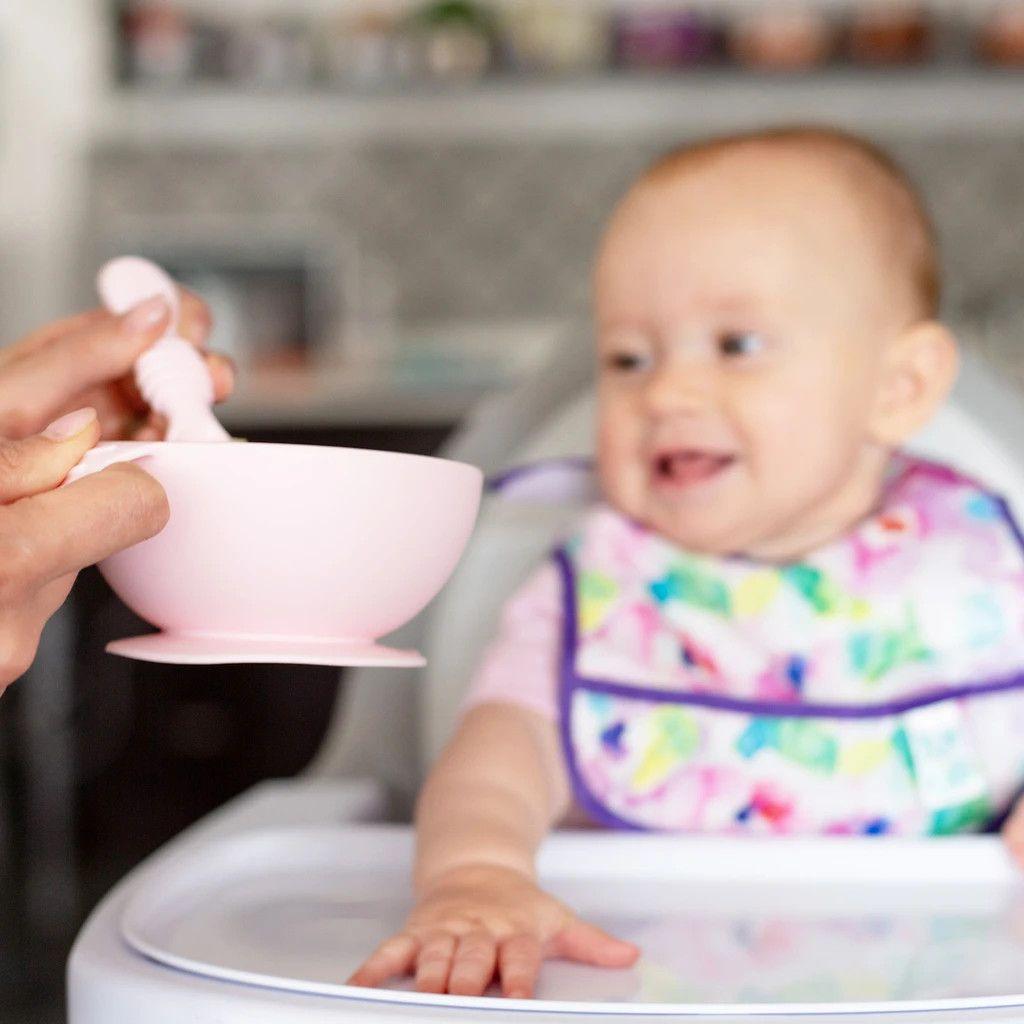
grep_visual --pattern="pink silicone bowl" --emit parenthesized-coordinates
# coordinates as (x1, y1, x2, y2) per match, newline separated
(69, 442, 483, 667)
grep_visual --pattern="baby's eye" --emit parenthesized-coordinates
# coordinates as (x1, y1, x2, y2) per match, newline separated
(718, 331, 765, 358)
(604, 351, 653, 373)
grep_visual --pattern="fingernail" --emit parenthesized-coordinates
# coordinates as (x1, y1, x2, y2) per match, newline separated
(122, 296, 169, 334)
(43, 407, 98, 441)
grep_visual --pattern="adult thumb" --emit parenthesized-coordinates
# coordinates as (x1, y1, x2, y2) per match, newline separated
(0, 408, 101, 504)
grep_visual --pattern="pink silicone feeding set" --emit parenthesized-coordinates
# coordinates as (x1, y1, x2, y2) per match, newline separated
(69, 257, 483, 668)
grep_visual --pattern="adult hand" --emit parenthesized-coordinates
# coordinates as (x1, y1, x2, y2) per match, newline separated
(0, 288, 234, 692)
(0, 290, 233, 441)
(0, 407, 168, 693)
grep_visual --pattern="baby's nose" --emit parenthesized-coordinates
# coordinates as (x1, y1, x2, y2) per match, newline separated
(642, 363, 716, 415)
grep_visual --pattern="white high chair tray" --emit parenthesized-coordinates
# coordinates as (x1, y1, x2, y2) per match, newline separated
(120, 824, 1024, 1017)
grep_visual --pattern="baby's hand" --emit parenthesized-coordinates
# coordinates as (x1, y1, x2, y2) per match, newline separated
(1002, 799, 1024, 867)
(348, 863, 638, 999)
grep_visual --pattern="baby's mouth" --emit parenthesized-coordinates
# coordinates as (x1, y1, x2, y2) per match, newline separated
(652, 449, 737, 488)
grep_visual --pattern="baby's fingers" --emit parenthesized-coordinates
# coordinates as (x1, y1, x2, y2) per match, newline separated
(553, 920, 640, 969)
(448, 930, 498, 996)
(1004, 806, 1024, 867)
(415, 932, 457, 994)
(499, 934, 543, 999)
(347, 934, 418, 988)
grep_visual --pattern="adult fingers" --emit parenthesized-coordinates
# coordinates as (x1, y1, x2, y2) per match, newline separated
(498, 934, 543, 999)
(33, 571, 78, 622)
(128, 412, 167, 442)
(2, 462, 168, 589)
(448, 931, 498, 997)
(206, 351, 236, 403)
(414, 932, 456, 994)
(0, 299, 170, 438)
(0, 573, 77, 692)
(0, 408, 100, 504)
(89, 388, 140, 439)
(0, 308, 108, 365)
(177, 289, 213, 347)
(8, 290, 206, 366)
(346, 934, 419, 988)
(552, 920, 639, 969)
(0, 608, 46, 693)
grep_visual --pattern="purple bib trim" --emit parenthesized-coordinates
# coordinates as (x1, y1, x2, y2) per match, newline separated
(553, 548, 1024, 721)
(554, 545, 647, 831)
(552, 544, 1024, 834)
(481, 453, 1024, 834)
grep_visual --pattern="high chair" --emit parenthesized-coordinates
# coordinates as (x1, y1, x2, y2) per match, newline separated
(311, 344, 1024, 812)
(68, 344, 1024, 1023)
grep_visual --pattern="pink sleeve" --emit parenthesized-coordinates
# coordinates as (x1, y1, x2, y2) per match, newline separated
(461, 561, 563, 722)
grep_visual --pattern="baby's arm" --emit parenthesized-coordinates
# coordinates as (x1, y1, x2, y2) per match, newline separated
(349, 701, 638, 998)
(416, 700, 568, 885)
(1002, 800, 1024, 865)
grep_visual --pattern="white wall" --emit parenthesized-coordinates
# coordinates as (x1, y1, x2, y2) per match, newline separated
(0, 1, 106, 337)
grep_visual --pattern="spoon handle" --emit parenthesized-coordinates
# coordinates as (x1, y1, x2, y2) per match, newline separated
(97, 256, 181, 326)
(97, 257, 230, 443)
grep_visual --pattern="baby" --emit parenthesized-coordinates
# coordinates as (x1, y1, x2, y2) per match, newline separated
(351, 127, 1024, 998)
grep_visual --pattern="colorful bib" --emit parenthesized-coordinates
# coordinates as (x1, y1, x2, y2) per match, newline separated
(555, 458, 1024, 835)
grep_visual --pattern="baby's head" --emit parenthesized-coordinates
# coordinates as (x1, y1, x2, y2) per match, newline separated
(594, 126, 958, 561)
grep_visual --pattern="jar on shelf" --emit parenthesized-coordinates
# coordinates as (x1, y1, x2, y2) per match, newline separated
(614, 5, 722, 71)
(499, 0, 611, 76)
(221, 18, 316, 90)
(406, 1, 497, 82)
(846, 2, 933, 66)
(119, 2, 197, 86)
(727, 3, 835, 72)
(978, 2, 1024, 66)
(322, 10, 410, 88)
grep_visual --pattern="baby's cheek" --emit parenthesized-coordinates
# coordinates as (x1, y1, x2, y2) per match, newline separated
(598, 442, 636, 498)
(597, 420, 644, 508)
(741, 387, 846, 474)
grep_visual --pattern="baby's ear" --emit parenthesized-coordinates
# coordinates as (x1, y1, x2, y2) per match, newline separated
(867, 321, 959, 447)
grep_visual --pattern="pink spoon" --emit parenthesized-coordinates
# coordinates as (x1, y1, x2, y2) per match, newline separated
(97, 256, 230, 443)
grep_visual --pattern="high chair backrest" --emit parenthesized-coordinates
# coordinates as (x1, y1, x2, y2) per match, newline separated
(309, 347, 1024, 808)
(419, 348, 1024, 769)
(305, 336, 594, 804)
(420, 389, 598, 766)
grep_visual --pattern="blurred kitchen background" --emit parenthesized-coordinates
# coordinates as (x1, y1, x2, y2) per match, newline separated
(2, 0, 1024, 1020)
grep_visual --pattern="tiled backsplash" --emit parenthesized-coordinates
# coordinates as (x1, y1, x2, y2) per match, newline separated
(85, 132, 1024, 377)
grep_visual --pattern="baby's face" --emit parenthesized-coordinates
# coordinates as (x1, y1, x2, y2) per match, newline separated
(595, 151, 906, 560)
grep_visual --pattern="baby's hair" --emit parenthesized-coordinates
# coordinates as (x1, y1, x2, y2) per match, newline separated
(638, 126, 940, 320)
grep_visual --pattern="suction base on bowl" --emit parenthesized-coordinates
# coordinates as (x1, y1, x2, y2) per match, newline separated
(106, 632, 426, 668)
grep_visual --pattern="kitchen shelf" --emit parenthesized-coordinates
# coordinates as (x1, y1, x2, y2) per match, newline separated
(217, 361, 519, 429)
(95, 70, 1024, 144)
